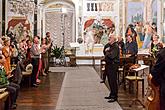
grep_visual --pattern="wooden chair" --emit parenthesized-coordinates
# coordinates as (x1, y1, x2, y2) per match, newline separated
(118, 66, 124, 85)
(124, 65, 146, 97)
(125, 76, 144, 97)
(22, 64, 33, 86)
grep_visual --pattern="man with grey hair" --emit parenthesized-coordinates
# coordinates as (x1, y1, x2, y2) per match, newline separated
(104, 34, 120, 103)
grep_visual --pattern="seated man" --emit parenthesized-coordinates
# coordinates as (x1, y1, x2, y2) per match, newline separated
(0, 55, 20, 109)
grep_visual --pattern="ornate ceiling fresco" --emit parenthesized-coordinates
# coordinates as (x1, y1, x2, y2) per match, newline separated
(41, 0, 75, 6)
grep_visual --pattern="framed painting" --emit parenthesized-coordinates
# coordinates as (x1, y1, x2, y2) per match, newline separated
(127, 1, 144, 25)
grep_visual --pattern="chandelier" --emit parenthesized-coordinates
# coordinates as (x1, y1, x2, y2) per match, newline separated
(8, 0, 37, 16)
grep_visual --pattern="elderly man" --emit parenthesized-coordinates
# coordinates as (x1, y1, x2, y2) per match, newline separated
(104, 34, 120, 103)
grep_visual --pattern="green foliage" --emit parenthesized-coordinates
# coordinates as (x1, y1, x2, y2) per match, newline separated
(51, 45, 63, 58)
(151, 45, 158, 58)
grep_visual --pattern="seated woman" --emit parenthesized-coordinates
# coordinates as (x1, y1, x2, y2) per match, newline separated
(150, 34, 163, 58)
(0, 55, 20, 109)
(126, 35, 138, 64)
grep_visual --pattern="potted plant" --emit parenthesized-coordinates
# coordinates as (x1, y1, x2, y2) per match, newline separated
(51, 46, 64, 64)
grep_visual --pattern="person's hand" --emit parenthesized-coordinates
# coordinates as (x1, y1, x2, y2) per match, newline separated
(7, 72, 13, 79)
(105, 47, 110, 52)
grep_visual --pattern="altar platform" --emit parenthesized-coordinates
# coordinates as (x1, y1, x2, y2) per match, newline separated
(71, 43, 104, 65)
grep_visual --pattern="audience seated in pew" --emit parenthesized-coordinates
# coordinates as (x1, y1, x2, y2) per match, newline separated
(0, 55, 20, 109)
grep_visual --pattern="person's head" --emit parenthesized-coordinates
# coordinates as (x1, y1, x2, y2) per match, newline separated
(128, 24, 134, 28)
(4, 37, 10, 46)
(126, 35, 133, 43)
(26, 35, 30, 40)
(46, 32, 50, 37)
(33, 36, 40, 44)
(19, 41, 23, 48)
(152, 22, 156, 26)
(108, 34, 117, 45)
(10, 44, 14, 49)
(152, 34, 159, 42)
(26, 40, 31, 46)
(22, 39, 26, 45)
(42, 38, 46, 44)
(0, 37, 4, 46)
(117, 36, 123, 42)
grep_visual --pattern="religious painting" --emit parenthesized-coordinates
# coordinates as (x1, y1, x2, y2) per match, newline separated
(83, 18, 114, 46)
(127, 2, 144, 25)
(7, 18, 32, 42)
(126, 2, 144, 48)
(7, 0, 34, 42)
(82, 17, 114, 54)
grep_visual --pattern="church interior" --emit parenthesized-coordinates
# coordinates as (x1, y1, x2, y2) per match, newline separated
(0, 0, 165, 110)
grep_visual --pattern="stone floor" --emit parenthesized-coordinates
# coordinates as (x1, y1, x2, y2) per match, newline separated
(50, 66, 122, 110)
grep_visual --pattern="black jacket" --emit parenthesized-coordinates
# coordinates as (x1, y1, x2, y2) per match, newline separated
(104, 42, 120, 64)
(151, 47, 165, 85)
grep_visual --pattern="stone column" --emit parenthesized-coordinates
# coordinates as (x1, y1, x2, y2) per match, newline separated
(34, 0, 38, 36)
(122, 0, 126, 39)
(157, 0, 163, 37)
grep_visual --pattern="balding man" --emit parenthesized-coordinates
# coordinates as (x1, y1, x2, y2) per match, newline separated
(104, 34, 120, 103)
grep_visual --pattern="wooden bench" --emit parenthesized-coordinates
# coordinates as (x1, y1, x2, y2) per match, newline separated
(0, 88, 9, 110)
(22, 64, 33, 86)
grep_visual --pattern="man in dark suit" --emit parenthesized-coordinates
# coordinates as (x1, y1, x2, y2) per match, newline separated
(151, 47, 165, 110)
(104, 34, 120, 103)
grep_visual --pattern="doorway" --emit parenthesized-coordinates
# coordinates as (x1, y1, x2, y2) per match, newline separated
(44, 2, 75, 48)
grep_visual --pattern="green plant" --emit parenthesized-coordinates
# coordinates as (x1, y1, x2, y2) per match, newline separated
(51, 45, 63, 58)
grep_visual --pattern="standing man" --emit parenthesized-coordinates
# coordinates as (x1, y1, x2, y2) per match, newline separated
(151, 47, 165, 110)
(45, 32, 52, 73)
(30, 36, 42, 87)
(104, 34, 120, 103)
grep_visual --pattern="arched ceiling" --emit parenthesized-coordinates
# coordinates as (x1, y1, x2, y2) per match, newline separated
(41, 0, 75, 6)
